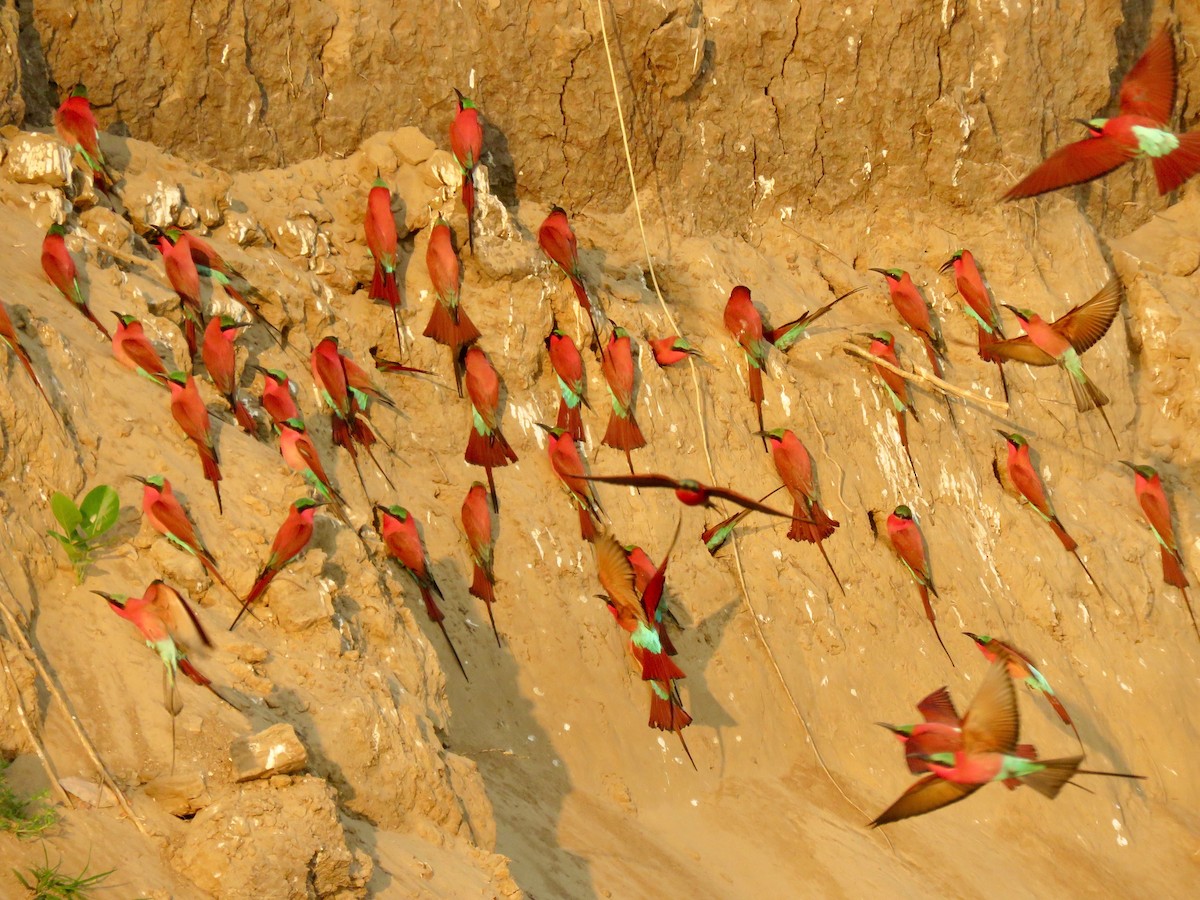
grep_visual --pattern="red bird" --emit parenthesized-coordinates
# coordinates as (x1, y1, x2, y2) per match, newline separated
(867, 331, 921, 483)
(537, 424, 602, 542)
(940, 249, 1009, 400)
(600, 325, 646, 474)
(724, 285, 770, 451)
(538, 206, 601, 350)
(450, 90, 484, 253)
(41, 224, 109, 338)
(545, 325, 588, 442)
(0, 297, 54, 411)
(1121, 461, 1196, 639)
(364, 177, 403, 349)
(112, 312, 169, 385)
(54, 84, 114, 189)
(231, 498, 321, 631)
(761, 428, 843, 594)
(884, 505, 952, 665)
(166, 372, 223, 514)
(871, 268, 946, 378)
(254, 366, 299, 429)
(374, 504, 467, 679)
(649, 335, 702, 368)
(1006, 26, 1200, 199)
(424, 218, 480, 396)
(156, 233, 203, 358)
(201, 316, 255, 434)
(997, 432, 1100, 593)
(464, 347, 518, 511)
(132, 474, 236, 597)
(461, 482, 500, 646)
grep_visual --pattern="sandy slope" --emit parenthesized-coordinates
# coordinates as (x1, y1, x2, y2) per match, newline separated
(0, 97, 1198, 900)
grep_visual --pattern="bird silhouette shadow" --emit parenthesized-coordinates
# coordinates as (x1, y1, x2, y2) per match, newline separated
(431, 552, 597, 898)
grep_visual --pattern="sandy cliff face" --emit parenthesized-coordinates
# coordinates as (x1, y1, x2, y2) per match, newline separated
(0, 2, 1198, 898)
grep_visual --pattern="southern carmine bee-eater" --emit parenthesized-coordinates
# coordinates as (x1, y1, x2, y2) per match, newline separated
(723, 285, 771, 450)
(700, 486, 785, 556)
(156, 230, 204, 359)
(202, 316, 255, 434)
(112, 312, 169, 385)
(538, 206, 602, 351)
(277, 418, 351, 525)
(425, 217, 480, 396)
(649, 335, 703, 368)
(545, 323, 589, 441)
(364, 176, 404, 349)
(165, 371, 224, 514)
(870, 268, 947, 379)
(760, 428, 843, 594)
(1120, 460, 1196, 639)
(594, 528, 695, 767)
(41, 224, 110, 339)
(253, 366, 300, 430)
(461, 482, 500, 646)
(450, 89, 484, 253)
(311, 336, 392, 489)
(54, 84, 115, 190)
(131, 474, 237, 598)
(883, 505, 953, 665)
(873, 662, 1143, 825)
(624, 542, 678, 656)
(96, 580, 217, 767)
(877, 685, 1037, 781)
(0, 297, 54, 411)
(1006, 25, 1200, 199)
(154, 227, 282, 347)
(584, 472, 808, 521)
(231, 498, 322, 631)
(996, 431, 1101, 593)
(866, 331, 921, 483)
(964, 633, 1081, 745)
(939, 249, 1009, 401)
(369, 344, 433, 377)
(536, 424, 603, 542)
(464, 346, 518, 511)
(600, 324, 646, 474)
(991, 277, 1123, 443)
(374, 504, 468, 679)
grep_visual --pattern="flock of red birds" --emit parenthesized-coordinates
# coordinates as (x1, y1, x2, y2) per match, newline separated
(1, 23, 1195, 826)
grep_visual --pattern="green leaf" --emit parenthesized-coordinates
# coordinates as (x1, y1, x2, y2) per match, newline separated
(50, 493, 82, 534)
(80, 485, 120, 536)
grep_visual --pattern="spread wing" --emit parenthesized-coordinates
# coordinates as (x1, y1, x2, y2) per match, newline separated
(583, 473, 681, 491)
(962, 661, 1020, 755)
(1119, 26, 1176, 123)
(984, 335, 1056, 366)
(871, 775, 981, 826)
(916, 686, 960, 725)
(1004, 136, 1134, 200)
(1051, 277, 1123, 353)
(594, 531, 641, 617)
(148, 580, 212, 649)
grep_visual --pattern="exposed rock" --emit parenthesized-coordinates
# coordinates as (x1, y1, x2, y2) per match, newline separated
(143, 771, 211, 817)
(231, 723, 309, 782)
(175, 776, 370, 898)
(2, 132, 71, 187)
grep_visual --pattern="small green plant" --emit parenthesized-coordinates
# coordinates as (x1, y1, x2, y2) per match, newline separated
(13, 848, 112, 899)
(46, 486, 120, 583)
(0, 762, 58, 839)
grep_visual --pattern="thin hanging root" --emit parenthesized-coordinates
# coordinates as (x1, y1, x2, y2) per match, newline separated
(840, 342, 1008, 413)
(1179, 586, 1199, 642)
(596, 0, 891, 851)
(0, 628, 72, 807)
(0, 588, 147, 835)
